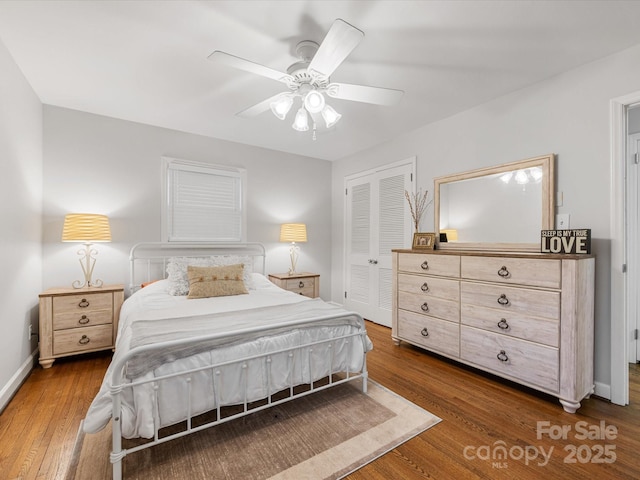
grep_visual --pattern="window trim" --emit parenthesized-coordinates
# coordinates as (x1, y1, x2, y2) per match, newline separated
(161, 156, 247, 243)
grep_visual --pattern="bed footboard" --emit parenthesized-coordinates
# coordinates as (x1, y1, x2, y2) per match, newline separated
(108, 317, 368, 480)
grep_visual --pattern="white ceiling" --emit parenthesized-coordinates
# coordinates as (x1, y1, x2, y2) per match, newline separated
(2, 1, 640, 161)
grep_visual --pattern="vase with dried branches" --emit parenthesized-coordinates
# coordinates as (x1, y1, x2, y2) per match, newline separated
(405, 188, 433, 232)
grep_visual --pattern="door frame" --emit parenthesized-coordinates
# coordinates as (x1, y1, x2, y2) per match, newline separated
(610, 91, 640, 406)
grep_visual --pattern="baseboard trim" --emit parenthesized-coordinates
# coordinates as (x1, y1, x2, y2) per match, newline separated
(594, 381, 611, 401)
(0, 348, 39, 413)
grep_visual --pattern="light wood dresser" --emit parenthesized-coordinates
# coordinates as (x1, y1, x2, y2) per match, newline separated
(268, 272, 320, 298)
(392, 250, 595, 413)
(38, 284, 124, 368)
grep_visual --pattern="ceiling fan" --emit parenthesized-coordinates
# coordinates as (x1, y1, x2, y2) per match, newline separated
(208, 19, 404, 138)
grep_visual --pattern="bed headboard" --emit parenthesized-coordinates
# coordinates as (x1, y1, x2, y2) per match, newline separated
(129, 242, 266, 292)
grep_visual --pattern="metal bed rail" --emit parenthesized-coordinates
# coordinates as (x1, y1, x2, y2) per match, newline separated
(108, 313, 369, 480)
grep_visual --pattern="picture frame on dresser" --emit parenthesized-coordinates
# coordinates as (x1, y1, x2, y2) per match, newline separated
(412, 232, 436, 250)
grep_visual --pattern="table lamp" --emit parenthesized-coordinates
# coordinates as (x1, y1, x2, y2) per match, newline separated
(279, 223, 307, 275)
(62, 213, 112, 288)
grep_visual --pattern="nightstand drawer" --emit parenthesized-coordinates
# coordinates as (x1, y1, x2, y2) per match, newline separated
(283, 277, 315, 295)
(53, 324, 113, 355)
(53, 292, 113, 315)
(268, 273, 320, 298)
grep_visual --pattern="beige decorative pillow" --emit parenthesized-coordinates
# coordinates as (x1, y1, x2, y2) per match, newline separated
(187, 264, 248, 299)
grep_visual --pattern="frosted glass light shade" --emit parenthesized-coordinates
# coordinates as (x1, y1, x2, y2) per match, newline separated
(270, 94, 294, 120)
(292, 107, 309, 131)
(62, 213, 112, 242)
(321, 104, 341, 128)
(280, 223, 307, 243)
(303, 90, 325, 113)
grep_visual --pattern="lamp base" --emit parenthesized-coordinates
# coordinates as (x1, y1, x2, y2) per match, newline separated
(72, 243, 104, 289)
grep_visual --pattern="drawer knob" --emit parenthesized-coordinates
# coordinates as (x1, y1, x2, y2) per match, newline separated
(78, 315, 90, 325)
(497, 318, 510, 330)
(497, 266, 510, 278)
(421, 327, 429, 337)
(420, 261, 429, 270)
(78, 298, 90, 308)
(421, 282, 429, 292)
(497, 350, 509, 362)
(497, 294, 510, 306)
(78, 335, 90, 345)
(420, 302, 429, 312)
(299, 281, 305, 288)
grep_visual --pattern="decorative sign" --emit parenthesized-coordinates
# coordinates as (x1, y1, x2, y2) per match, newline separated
(541, 229, 591, 254)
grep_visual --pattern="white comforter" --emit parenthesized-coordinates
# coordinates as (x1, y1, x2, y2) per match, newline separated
(83, 275, 371, 438)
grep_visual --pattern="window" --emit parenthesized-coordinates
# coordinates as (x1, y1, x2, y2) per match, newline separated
(162, 157, 246, 242)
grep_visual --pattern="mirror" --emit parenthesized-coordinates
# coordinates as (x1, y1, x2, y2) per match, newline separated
(434, 154, 555, 252)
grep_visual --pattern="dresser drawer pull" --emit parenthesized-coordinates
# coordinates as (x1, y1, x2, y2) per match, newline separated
(298, 281, 305, 288)
(497, 318, 509, 330)
(497, 294, 510, 306)
(497, 350, 509, 362)
(78, 335, 90, 345)
(78, 298, 90, 308)
(78, 315, 90, 325)
(421, 282, 429, 292)
(497, 266, 510, 278)
(421, 327, 429, 337)
(420, 302, 429, 312)
(420, 261, 429, 270)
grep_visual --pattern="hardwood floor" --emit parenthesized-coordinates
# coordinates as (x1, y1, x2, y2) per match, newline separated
(1, 321, 639, 479)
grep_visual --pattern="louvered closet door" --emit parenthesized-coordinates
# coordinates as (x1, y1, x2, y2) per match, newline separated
(345, 162, 413, 326)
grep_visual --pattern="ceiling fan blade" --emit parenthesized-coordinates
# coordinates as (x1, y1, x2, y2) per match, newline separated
(307, 19, 364, 78)
(326, 82, 404, 106)
(236, 93, 283, 118)
(208, 51, 294, 86)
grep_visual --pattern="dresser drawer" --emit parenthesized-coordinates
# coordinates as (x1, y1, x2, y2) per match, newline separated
(461, 282, 560, 320)
(461, 326, 559, 392)
(398, 253, 460, 277)
(398, 290, 460, 321)
(398, 310, 459, 357)
(53, 324, 113, 356)
(461, 256, 561, 288)
(397, 273, 459, 299)
(53, 292, 113, 314)
(461, 304, 559, 347)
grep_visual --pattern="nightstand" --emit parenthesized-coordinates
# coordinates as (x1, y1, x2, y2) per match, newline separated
(38, 284, 124, 368)
(268, 272, 320, 298)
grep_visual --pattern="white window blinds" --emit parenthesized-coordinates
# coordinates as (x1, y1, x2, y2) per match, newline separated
(163, 158, 246, 242)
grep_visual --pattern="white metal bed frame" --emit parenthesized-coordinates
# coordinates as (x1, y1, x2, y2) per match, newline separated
(108, 242, 369, 480)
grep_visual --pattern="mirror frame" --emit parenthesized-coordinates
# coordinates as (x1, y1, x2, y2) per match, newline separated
(434, 153, 555, 252)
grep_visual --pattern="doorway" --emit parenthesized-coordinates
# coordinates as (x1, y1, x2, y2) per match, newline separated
(610, 93, 640, 406)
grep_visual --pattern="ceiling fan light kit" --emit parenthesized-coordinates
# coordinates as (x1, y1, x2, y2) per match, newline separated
(209, 18, 404, 139)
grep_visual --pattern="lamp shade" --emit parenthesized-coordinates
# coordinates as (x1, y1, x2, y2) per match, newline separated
(440, 229, 458, 242)
(62, 213, 112, 242)
(280, 223, 307, 243)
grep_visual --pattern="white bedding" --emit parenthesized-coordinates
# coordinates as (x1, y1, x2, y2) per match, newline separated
(83, 275, 371, 439)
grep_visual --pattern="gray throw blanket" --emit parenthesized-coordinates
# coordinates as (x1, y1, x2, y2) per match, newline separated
(125, 299, 364, 378)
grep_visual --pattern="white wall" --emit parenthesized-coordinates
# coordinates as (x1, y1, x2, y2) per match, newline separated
(0, 39, 42, 409)
(332, 42, 640, 395)
(42, 107, 332, 298)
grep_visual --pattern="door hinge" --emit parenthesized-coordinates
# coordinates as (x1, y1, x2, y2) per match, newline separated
(634, 153, 639, 165)
(623, 263, 628, 273)
(410, 172, 413, 182)
(345, 187, 348, 195)
(635, 329, 639, 340)
(344, 291, 347, 299)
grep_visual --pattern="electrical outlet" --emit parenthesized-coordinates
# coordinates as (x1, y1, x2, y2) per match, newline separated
(556, 213, 570, 229)
(28, 324, 32, 340)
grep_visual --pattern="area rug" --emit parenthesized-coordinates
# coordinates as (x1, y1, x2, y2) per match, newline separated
(66, 380, 441, 480)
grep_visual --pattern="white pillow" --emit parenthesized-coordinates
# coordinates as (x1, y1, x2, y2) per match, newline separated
(166, 255, 254, 295)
